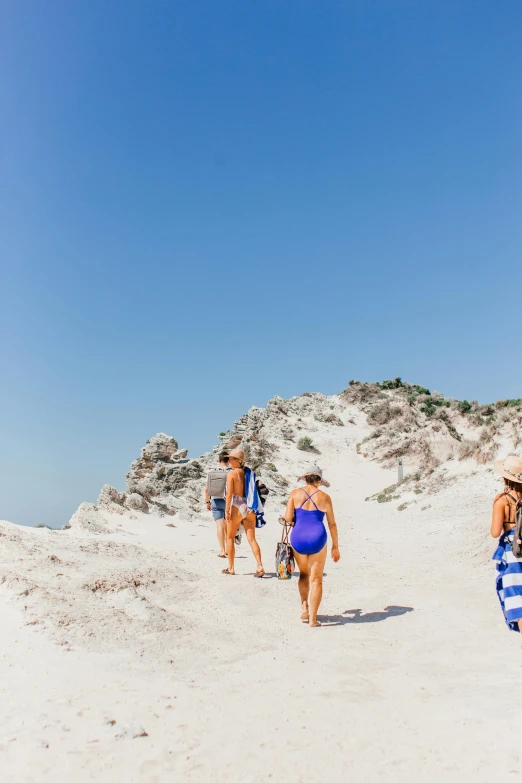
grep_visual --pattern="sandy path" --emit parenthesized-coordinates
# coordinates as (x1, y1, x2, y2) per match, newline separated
(2, 460, 522, 783)
(4, 486, 522, 783)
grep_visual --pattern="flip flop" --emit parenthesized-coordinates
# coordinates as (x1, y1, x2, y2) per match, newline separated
(253, 568, 265, 578)
(222, 568, 235, 575)
(217, 553, 227, 558)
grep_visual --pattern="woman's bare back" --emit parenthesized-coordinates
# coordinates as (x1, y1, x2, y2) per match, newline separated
(229, 468, 245, 497)
(291, 487, 329, 512)
(494, 491, 522, 531)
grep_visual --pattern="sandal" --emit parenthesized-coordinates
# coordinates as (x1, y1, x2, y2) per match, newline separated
(217, 553, 227, 558)
(253, 567, 265, 578)
(222, 568, 235, 575)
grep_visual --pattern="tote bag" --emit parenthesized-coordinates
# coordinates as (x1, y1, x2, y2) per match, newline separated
(276, 518, 295, 580)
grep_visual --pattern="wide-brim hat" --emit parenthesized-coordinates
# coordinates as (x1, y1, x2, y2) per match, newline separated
(298, 465, 330, 487)
(228, 448, 246, 462)
(494, 454, 522, 484)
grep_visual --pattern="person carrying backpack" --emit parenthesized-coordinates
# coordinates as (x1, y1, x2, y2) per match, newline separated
(205, 452, 231, 558)
(491, 454, 522, 632)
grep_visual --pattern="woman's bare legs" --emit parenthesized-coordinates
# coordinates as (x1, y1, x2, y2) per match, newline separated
(243, 512, 264, 573)
(225, 507, 242, 574)
(308, 546, 327, 625)
(216, 518, 227, 556)
(294, 546, 327, 625)
(294, 550, 311, 620)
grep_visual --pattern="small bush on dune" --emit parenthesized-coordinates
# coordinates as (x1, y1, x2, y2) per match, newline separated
(458, 439, 478, 460)
(342, 382, 385, 405)
(457, 400, 472, 414)
(379, 377, 403, 390)
(367, 402, 403, 426)
(496, 399, 522, 409)
(297, 436, 313, 451)
(315, 413, 344, 426)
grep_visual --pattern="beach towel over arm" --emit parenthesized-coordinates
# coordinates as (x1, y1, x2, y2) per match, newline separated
(244, 466, 266, 528)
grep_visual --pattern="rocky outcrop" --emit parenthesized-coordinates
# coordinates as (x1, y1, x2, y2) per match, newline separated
(124, 433, 203, 506)
(70, 503, 111, 534)
(140, 433, 188, 463)
(68, 383, 522, 529)
(125, 493, 149, 512)
(97, 485, 126, 513)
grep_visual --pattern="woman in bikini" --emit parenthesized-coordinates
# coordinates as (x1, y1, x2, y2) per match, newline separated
(283, 466, 340, 627)
(491, 454, 522, 632)
(223, 448, 265, 577)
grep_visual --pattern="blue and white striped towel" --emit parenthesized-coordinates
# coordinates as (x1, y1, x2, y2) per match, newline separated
(244, 466, 266, 529)
(492, 530, 522, 633)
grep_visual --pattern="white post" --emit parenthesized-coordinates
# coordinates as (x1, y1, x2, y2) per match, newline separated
(398, 457, 404, 483)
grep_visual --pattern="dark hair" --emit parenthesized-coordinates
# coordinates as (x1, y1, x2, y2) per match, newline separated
(505, 477, 522, 491)
(305, 474, 321, 485)
(218, 452, 229, 464)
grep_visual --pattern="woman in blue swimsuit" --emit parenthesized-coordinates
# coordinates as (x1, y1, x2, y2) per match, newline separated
(283, 465, 340, 627)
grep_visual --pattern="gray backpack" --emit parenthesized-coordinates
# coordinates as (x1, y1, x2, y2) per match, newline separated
(506, 493, 522, 558)
(207, 469, 227, 498)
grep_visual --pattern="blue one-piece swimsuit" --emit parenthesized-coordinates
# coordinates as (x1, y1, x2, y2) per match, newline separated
(290, 489, 328, 555)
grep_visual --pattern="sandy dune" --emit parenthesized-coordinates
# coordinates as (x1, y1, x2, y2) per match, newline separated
(1, 393, 521, 781)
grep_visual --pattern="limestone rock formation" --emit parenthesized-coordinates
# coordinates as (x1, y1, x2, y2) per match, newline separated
(97, 485, 125, 510)
(67, 381, 522, 531)
(70, 502, 111, 533)
(124, 433, 203, 508)
(125, 493, 149, 512)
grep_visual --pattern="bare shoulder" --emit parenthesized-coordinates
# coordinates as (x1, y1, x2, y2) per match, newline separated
(319, 489, 332, 502)
(290, 487, 305, 498)
(493, 492, 506, 506)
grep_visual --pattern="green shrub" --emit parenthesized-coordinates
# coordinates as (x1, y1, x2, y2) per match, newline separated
(497, 399, 522, 409)
(431, 398, 450, 408)
(379, 377, 403, 390)
(297, 436, 313, 451)
(412, 384, 431, 395)
(457, 400, 472, 414)
(219, 431, 227, 437)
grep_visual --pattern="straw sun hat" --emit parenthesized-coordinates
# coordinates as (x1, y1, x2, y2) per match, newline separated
(227, 448, 246, 463)
(298, 465, 331, 487)
(494, 454, 522, 484)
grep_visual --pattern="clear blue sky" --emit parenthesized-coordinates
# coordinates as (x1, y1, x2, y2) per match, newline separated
(1, 1, 521, 527)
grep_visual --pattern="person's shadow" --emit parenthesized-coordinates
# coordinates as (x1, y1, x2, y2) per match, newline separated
(320, 606, 414, 626)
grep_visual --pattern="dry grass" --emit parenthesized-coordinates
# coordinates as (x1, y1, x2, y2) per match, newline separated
(367, 402, 403, 426)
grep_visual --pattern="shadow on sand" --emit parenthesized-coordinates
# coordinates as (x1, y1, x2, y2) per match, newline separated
(319, 606, 414, 626)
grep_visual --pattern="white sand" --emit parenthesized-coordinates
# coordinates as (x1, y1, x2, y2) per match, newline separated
(1, 413, 522, 781)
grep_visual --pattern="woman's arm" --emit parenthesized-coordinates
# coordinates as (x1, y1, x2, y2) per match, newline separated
(284, 492, 296, 524)
(491, 494, 506, 538)
(325, 495, 340, 561)
(225, 472, 234, 521)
